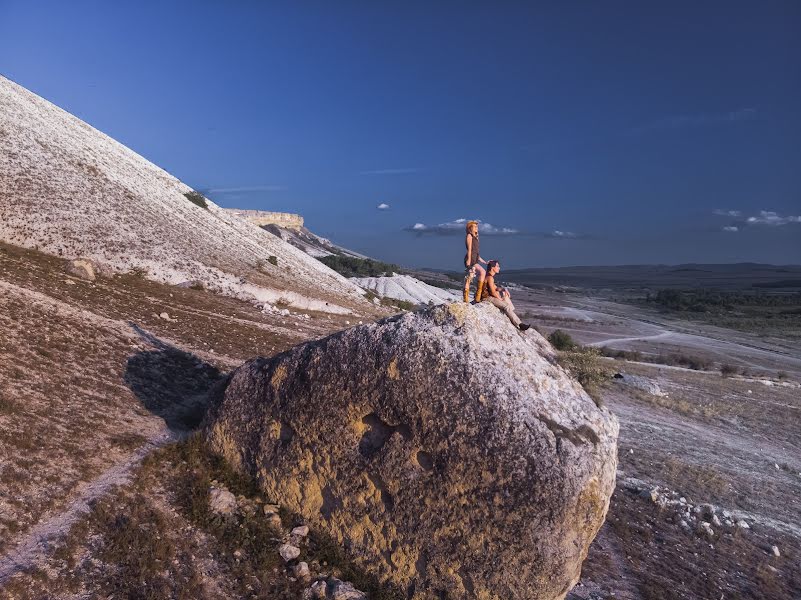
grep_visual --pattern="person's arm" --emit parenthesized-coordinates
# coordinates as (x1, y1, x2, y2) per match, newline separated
(479, 256, 487, 265)
(465, 234, 472, 266)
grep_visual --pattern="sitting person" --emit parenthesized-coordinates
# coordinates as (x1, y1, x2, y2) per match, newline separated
(479, 260, 531, 331)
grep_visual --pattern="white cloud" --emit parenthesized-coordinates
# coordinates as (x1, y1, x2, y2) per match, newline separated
(714, 209, 742, 217)
(722, 226, 739, 232)
(745, 211, 801, 226)
(206, 185, 287, 193)
(404, 218, 519, 235)
(377, 203, 390, 210)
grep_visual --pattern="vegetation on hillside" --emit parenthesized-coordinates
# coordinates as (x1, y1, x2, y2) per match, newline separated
(318, 254, 400, 278)
(183, 190, 208, 210)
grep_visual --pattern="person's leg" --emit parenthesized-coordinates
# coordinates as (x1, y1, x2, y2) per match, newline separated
(488, 297, 521, 327)
(473, 264, 486, 303)
(463, 268, 473, 302)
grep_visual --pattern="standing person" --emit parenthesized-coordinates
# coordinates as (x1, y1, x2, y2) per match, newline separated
(463, 220, 487, 303)
(479, 260, 531, 331)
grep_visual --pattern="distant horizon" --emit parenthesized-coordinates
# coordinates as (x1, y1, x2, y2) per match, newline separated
(2, 2, 799, 267)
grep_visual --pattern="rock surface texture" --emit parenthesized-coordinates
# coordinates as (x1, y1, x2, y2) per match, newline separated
(206, 303, 619, 599)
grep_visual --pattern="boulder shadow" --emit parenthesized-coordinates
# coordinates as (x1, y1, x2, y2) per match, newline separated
(124, 323, 227, 430)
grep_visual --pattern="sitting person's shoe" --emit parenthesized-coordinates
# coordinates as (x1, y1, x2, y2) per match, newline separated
(519, 323, 531, 331)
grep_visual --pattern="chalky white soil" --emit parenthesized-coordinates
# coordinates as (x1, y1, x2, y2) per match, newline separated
(351, 274, 459, 305)
(0, 76, 365, 314)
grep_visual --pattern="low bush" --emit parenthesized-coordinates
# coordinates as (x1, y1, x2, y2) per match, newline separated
(557, 346, 609, 404)
(380, 297, 415, 311)
(268, 255, 278, 266)
(548, 329, 577, 351)
(184, 190, 208, 209)
(318, 254, 400, 278)
(720, 364, 738, 378)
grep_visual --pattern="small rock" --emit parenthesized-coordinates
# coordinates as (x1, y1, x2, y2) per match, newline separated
(208, 487, 237, 516)
(328, 578, 368, 600)
(679, 497, 686, 504)
(266, 513, 282, 529)
(303, 580, 327, 600)
(737, 520, 750, 530)
(291, 525, 310, 537)
(747, 389, 752, 394)
(772, 545, 780, 557)
(722, 510, 732, 519)
(64, 279, 76, 285)
(712, 514, 722, 527)
(700, 522, 714, 538)
(680, 520, 690, 530)
(67, 258, 97, 281)
(233, 549, 243, 559)
(159, 311, 174, 321)
(263, 503, 281, 515)
(279, 544, 301, 562)
(293, 561, 311, 579)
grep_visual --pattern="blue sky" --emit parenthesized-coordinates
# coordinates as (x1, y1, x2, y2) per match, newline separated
(2, 1, 800, 268)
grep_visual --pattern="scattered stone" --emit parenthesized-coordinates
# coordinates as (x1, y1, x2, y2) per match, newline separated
(279, 544, 301, 562)
(680, 520, 690, 530)
(712, 514, 722, 527)
(207, 303, 619, 599)
(737, 520, 750, 530)
(266, 513, 282, 529)
(772, 545, 780, 557)
(722, 509, 732, 519)
(233, 549, 243, 559)
(64, 279, 76, 285)
(263, 503, 281, 515)
(613, 372, 666, 396)
(293, 561, 311, 579)
(291, 525, 310, 538)
(67, 258, 97, 281)
(700, 522, 714, 538)
(640, 487, 660, 502)
(208, 486, 237, 516)
(158, 311, 174, 321)
(304, 580, 327, 600)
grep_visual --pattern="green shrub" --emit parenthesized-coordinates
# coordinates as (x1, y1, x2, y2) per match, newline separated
(720, 364, 738, 377)
(268, 255, 278, 266)
(184, 190, 208, 209)
(548, 329, 577, 351)
(318, 254, 400, 278)
(557, 346, 609, 404)
(364, 290, 378, 302)
(380, 297, 415, 311)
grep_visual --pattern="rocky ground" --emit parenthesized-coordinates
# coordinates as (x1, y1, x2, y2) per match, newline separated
(514, 289, 801, 599)
(0, 242, 389, 598)
(1, 243, 800, 599)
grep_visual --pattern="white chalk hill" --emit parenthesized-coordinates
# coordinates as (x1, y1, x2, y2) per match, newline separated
(352, 274, 459, 305)
(0, 76, 365, 314)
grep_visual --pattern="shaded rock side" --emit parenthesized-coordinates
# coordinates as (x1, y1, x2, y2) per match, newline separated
(206, 303, 619, 600)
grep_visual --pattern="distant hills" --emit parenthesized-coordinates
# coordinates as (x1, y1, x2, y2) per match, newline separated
(497, 264, 801, 291)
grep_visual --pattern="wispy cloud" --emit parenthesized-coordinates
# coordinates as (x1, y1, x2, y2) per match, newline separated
(545, 230, 586, 239)
(633, 108, 756, 134)
(404, 218, 519, 236)
(377, 202, 390, 210)
(746, 211, 801, 226)
(713, 210, 801, 233)
(206, 185, 287, 194)
(714, 209, 801, 228)
(360, 168, 421, 176)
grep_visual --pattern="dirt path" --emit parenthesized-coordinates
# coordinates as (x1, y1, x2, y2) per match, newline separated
(0, 428, 180, 585)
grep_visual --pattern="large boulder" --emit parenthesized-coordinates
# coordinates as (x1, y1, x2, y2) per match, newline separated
(206, 303, 618, 599)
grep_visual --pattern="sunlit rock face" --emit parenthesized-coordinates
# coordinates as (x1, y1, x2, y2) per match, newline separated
(207, 302, 619, 600)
